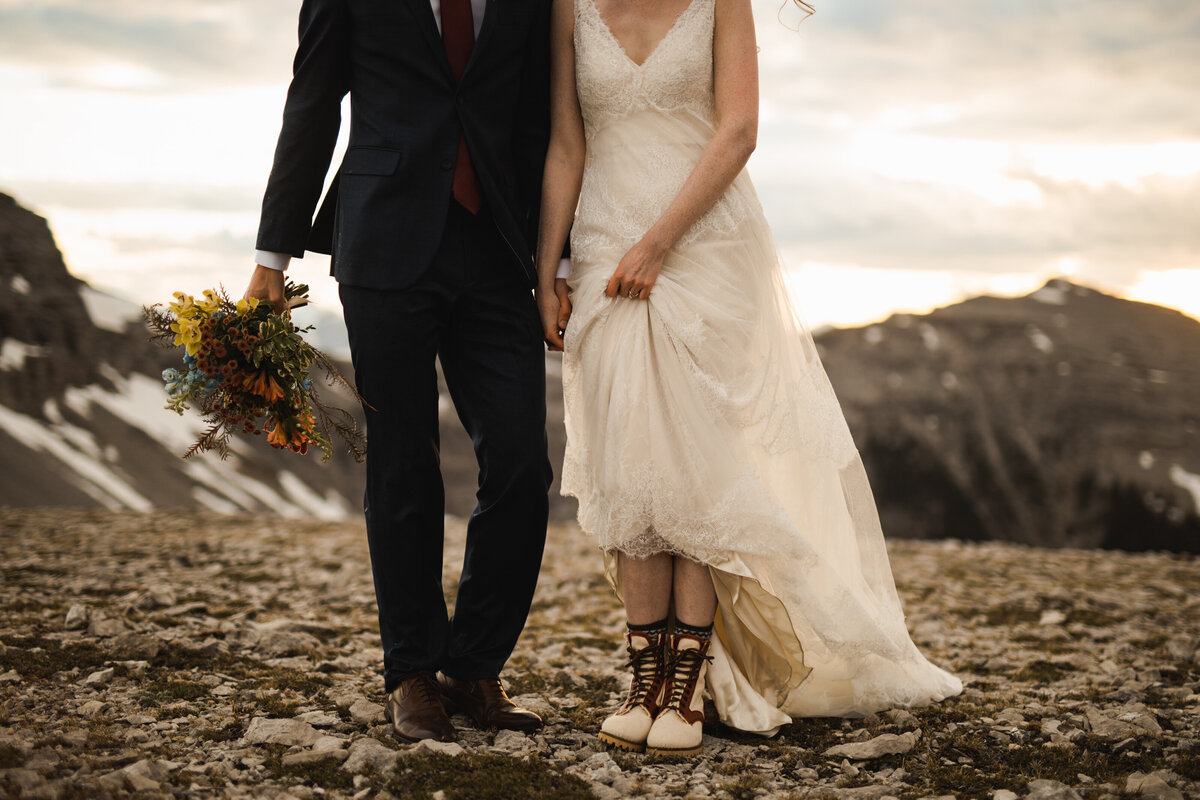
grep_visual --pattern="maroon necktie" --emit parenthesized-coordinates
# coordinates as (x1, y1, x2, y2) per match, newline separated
(441, 0, 483, 214)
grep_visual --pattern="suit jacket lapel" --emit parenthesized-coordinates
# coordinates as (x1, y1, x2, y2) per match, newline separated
(405, 0, 455, 80)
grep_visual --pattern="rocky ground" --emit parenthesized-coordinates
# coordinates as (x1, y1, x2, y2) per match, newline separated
(0, 508, 1197, 800)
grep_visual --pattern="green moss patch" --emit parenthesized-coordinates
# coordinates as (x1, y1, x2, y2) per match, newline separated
(385, 752, 593, 800)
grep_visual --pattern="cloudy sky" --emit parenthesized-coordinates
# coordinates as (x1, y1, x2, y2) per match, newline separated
(1, 0, 1198, 328)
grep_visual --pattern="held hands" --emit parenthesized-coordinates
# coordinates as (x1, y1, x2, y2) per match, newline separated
(537, 278, 573, 351)
(244, 264, 288, 315)
(606, 237, 664, 301)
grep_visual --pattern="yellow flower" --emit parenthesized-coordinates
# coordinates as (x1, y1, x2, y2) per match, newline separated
(196, 289, 221, 316)
(236, 297, 260, 315)
(169, 292, 197, 319)
(171, 317, 203, 356)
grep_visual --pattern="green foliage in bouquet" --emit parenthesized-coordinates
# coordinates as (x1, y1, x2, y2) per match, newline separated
(144, 283, 366, 462)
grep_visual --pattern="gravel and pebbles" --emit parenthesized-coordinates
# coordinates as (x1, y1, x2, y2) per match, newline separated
(1, 508, 1198, 799)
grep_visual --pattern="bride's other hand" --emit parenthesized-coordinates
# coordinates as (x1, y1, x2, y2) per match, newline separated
(537, 278, 573, 351)
(606, 238, 664, 300)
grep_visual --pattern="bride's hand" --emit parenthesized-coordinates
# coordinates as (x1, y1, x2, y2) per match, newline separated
(606, 238, 664, 300)
(537, 278, 572, 352)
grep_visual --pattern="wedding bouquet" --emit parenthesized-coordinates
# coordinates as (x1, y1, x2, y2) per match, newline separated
(144, 283, 365, 462)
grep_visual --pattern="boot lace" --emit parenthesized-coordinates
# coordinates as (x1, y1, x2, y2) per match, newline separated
(620, 638, 665, 714)
(662, 645, 713, 716)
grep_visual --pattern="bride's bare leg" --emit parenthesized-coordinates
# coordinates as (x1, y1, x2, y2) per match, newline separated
(672, 556, 717, 627)
(617, 551, 673, 624)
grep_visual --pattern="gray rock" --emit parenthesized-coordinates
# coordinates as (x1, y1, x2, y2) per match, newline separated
(1085, 707, 1138, 740)
(491, 729, 532, 753)
(1119, 711, 1163, 736)
(81, 667, 114, 687)
(829, 786, 899, 799)
(312, 734, 351, 753)
(296, 710, 340, 728)
(159, 601, 207, 617)
(566, 752, 622, 785)
(243, 717, 321, 748)
(993, 791, 1019, 800)
(283, 749, 349, 767)
(115, 660, 148, 679)
(343, 737, 401, 775)
(258, 629, 321, 658)
(348, 697, 385, 725)
(87, 613, 127, 637)
(884, 709, 919, 729)
(0, 669, 19, 684)
(258, 618, 339, 640)
(77, 699, 110, 717)
(409, 739, 466, 757)
(1125, 773, 1184, 800)
(1025, 779, 1083, 800)
(64, 603, 89, 630)
(824, 731, 921, 760)
(994, 707, 1026, 726)
(107, 632, 163, 661)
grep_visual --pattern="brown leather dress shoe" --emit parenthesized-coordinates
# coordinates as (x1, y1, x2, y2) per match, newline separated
(437, 673, 543, 731)
(384, 673, 457, 742)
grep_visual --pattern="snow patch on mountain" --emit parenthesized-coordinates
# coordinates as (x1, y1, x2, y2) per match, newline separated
(0, 339, 45, 371)
(79, 286, 142, 333)
(0, 401, 154, 511)
(1170, 465, 1200, 514)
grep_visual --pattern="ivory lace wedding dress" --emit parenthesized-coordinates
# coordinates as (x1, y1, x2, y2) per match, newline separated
(560, 0, 962, 734)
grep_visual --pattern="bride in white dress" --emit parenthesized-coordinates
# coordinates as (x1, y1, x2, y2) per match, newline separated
(534, 0, 962, 755)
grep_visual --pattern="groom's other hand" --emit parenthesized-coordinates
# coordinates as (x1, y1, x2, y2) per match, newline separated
(536, 278, 572, 352)
(244, 264, 288, 315)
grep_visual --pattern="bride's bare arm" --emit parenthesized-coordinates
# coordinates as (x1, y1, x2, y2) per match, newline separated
(536, 0, 587, 350)
(606, 0, 758, 300)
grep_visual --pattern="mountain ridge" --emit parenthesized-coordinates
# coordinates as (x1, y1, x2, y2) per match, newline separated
(2, 191, 1197, 551)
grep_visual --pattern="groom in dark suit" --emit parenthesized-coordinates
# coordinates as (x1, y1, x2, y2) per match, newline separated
(244, 0, 558, 742)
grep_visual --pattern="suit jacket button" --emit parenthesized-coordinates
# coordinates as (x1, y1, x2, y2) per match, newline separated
(440, 159, 452, 170)
(456, 95, 465, 106)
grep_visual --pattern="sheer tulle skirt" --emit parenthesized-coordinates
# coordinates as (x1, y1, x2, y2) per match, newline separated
(562, 112, 962, 733)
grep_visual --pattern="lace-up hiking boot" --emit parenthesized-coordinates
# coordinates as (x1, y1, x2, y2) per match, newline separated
(598, 630, 666, 752)
(645, 632, 712, 757)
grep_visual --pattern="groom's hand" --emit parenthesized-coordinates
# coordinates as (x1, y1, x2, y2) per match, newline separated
(537, 279, 572, 352)
(244, 264, 288, 315)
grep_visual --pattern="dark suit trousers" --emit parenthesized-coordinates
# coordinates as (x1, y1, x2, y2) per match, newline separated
(339, 202, 551, 692)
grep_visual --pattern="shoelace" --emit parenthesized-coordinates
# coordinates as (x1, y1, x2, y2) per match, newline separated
(413, 673, 442, 705)
(663, 647, 712, 711)
(621, 642, 664, 711)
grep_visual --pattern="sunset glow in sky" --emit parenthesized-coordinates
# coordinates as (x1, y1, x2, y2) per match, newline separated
(1, 0, 1198, 329)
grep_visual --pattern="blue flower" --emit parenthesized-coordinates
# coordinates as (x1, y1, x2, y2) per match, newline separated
(162, 368, 180, 383)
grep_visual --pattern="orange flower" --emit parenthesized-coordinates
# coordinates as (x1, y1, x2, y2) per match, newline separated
(266, 423, 289, 448)
(242, 371, 285, 402)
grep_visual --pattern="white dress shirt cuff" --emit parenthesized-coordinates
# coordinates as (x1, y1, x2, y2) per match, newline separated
(255, 250, 292, 271)
(556, 258, 571, 280)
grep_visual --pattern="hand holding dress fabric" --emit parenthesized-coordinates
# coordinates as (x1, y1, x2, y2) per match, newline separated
(606, 238, 665, 300)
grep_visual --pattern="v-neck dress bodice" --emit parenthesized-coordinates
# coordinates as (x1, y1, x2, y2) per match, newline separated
(563, 0, 963, 733)
(575, 0, 715, 131)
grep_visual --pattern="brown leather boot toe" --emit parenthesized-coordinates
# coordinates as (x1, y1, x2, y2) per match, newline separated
(437, 673, 542, 731)
(385, 673, 457, 742)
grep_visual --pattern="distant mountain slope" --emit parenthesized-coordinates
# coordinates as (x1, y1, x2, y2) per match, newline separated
(4, 191, 1196, 551)
(816, 279, 1200, 551)
(0, 191, 574, 524)
(0, 193, 363, 519)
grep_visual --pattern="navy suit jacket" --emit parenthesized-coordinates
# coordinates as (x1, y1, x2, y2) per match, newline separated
(256, 0, 553, 289)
